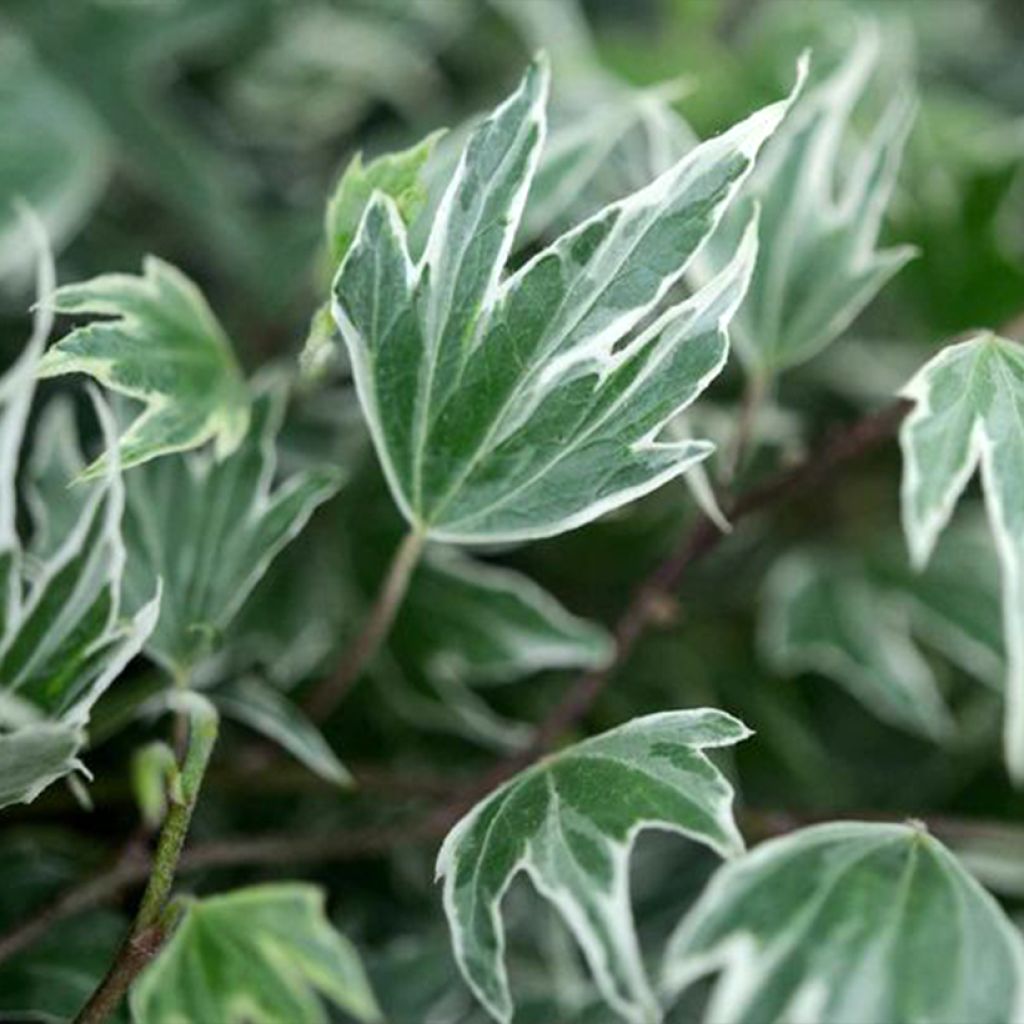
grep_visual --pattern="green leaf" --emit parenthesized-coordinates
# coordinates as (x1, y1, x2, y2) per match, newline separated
(662, 821, 1024, 1024)
(39, 256, 250, 477)
(121, 385, 341, 677)
(214, 678, 351, 787)
(762, 551, 952, 739)
(0, 33, 110, 284)
(703, 25, 914, 374)
(131, 883, 381, 1024)
(1, 230, 158, 809)
(321, 59, 801, 543)
(900, 331, 1024, 779)
(326, 131, 442, 268)
(436, 709, 751, 1024)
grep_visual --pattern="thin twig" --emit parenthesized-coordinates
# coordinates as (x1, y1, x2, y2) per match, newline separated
(305, 528, 426, 721)
(74, 697, 219, 1024)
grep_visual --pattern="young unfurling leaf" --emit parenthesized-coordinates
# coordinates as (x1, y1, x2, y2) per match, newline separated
(436, 709, 751, 1024)
(131, 884, 381, 1024)
(900, 331, 1024, 780)
(702, 24, 914, 374)
(662, 822, 1024, 1024)
(320, 59, 802, 543)
(120, 385, 341, 678)
(39, 256, 250, 477)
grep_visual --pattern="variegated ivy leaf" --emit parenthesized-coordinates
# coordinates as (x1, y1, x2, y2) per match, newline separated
(900, 331, 1024, 780)
(762, 550, 952, 740)
(322, 58, 802, 543)
(662, 821, 1024, 1024)
(38, 256, 250, 477)
(121, 385, 341, 679)
(436, 709, 751, 1024)
(131, 883, 381, 1024)
(1, 235, 158, 808)
(701, 24, 914, 375)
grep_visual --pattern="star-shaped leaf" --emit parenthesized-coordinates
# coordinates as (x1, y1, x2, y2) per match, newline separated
(900, 331, 1024, 779)
(131, 883, 381, 1024)
(321, 58, 802, 543)
(662, 821, 1024, 1024)
(120, 384, 342, 678)
(39, 256, 250, 477)
(436, 709, 751, 1023)
(701, 24, 914, 374)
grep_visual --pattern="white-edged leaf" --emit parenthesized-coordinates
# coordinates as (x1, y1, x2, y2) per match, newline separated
(322, 59, 802, 543)
(121, 384, 341, 678)
(131, 883, 381, 1024)
(702, 24, 914, 374)
(662, 821, 1024, 1024)
(1, 223, 158, 808)
(899, 331, 1024, 779)
(762, 551, 952, 739)
(39, 256, 250, 476)
(436, 709, 751, 1024)
(214, 678, 351, 787)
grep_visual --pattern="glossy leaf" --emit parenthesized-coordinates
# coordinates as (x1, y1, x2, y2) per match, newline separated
(121, 386, 340, 678)
(131, 883, 381, 1024)
(324, 59, 801, 542)
(662, 821, 1024, 1024)
(762, 551, 952, 739)
(702, 25, 914, 374)
(436, 709, 751, 1023)
(900, 331, 1024, 779)
(39, 256, 250, 476)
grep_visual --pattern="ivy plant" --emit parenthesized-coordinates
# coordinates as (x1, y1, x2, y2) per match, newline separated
(4, 4, 1024, 1024)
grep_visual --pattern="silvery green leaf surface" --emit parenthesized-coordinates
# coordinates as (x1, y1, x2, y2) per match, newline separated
(214, 677, 351, 787)
(662, 822, 1024, 1024)
(131, 884, 381, 1024)
(323, 59, 800, 543)
(436, 709, 751, 1024)
(702, 25, 914, 374)
(762, 551, 952, 739)
(39, 256, 250, 477)
(121, 386, 341, 679)
(899, 331, 1024, 779)
(0, 34, 110, 285)
(1, 230, 158, 809)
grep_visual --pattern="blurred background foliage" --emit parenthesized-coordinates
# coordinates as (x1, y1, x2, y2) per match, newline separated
(3, 1, 1024, 1020)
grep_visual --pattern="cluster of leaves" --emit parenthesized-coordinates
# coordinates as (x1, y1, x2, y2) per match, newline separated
(3, 1, 1024, 1023)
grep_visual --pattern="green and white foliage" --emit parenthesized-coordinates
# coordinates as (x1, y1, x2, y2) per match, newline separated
(120, 385, 341, 678)
(662, 821, 1024, 1024)
(214, 677, 351, 787)
(436, 709, 751, 1023)
(39, 256, 250, 477)
(703, 24, 914, 375)
(495, 0, 696, 242)
(0, 34, 110, 285)
(0, 243, 158, 809)
(379, 546, 612, 748)
(131, 883, 381, 1024)
(323, 58, 801, 543)
(900, 331, 1024, 780)
(762, 551, 952, 739)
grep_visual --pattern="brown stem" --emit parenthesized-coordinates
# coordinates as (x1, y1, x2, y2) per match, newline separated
(305, 528, 426, 721)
